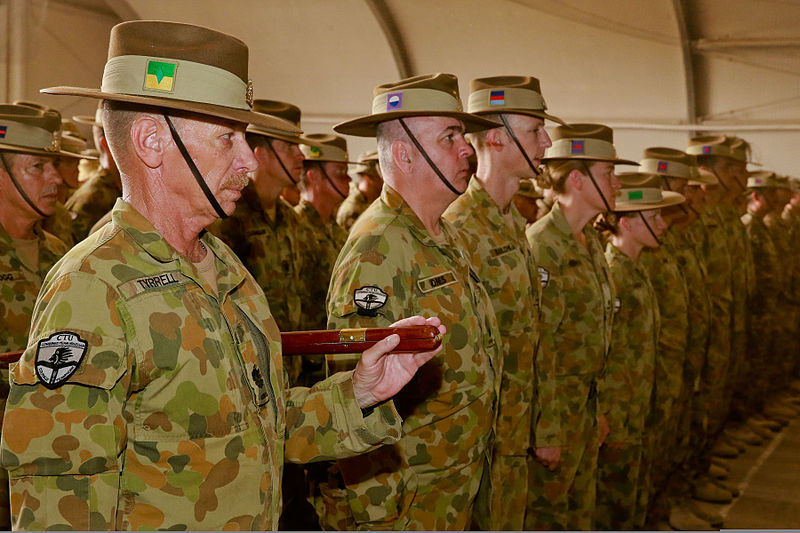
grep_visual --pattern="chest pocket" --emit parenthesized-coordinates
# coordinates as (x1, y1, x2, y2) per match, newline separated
(235, 307, 279, 422)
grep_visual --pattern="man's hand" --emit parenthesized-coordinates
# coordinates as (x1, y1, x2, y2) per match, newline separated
(535, 446, 562, 471)
(352, 316, 445, 409)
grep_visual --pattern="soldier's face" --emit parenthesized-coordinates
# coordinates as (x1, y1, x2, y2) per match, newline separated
(169, 115, 257, 217)
(407, 116, 472, 195)
(584, 161, 619, 211)
(631, 209, 665, 248)
(358, 171, 383, 200)
(2, 152, 62, 217)
(664, 177, 687, 195)
(55, 156, 80, 189)
(504, 115, 551, 176)
(321, 161, 350, 200)
(684, 185, 705, 212)
(267, 139, 304, 185)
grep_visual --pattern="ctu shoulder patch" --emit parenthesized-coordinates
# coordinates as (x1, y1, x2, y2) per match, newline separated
(417, 271, 458, 293)
(35, 332, 88, 389)
(354, 286, 388, 316)
(538, 266, 550, 288)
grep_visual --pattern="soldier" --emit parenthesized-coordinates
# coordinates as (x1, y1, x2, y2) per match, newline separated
(336, 150, 382, 231)
(296, 134, 353, 330)
(0, 104, 74, 530)
(595, 173, 680, 530)
(526, 123, 630, 530)
(443, 75, 562, 529)
(324, 73, 502, 530)
(64, 102, 122, 242)
(0, 21, 444, 530)
(513, 178, 546, 226)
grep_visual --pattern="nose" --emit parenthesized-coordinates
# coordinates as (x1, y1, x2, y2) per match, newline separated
(542, 129, 552, 149)
(455, 132, 473, 159)
(611, 172, 621, 191)
(43, 161, 63, 186)
(234, 132, 258, 174)
(290, 144, 304, 162)
(655, 213, 667, 232)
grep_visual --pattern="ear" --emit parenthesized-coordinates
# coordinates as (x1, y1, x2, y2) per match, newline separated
(392, 140, 413, 174)
(130, 115, 166, 169)
(486, 128, 505, 152)
(252, 144, 268, 164)
(619, 216, 632, 231)
(568, 168, 584, 190)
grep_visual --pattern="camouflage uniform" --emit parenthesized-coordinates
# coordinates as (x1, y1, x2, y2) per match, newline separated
(597, 244, 659, 530)
(741, 211, 780, 407)
(64, 167, 122, 243)
(443, 177, 540, 530)
(764, 211, 795, 384)
(638, 228, 689, 513)
(295, 200, 348, 330)
(525, 202, 615, 531)
(0, 222, 68, 530)
(0, 199, 403, 531)
(336, 184, 372, 231)
(325, 185, 501, 530)
(43, 201, 76, 248)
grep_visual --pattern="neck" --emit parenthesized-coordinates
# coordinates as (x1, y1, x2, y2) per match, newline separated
(558, 196, 598, 241)
(254, 173, 285, 209)
(0, 205, 38, 239)
(475, 156, 519, 212)
(307, 197, 337, 224)
(611, 234, 643, 262)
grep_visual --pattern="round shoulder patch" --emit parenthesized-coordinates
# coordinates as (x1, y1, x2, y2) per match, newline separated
(35, 332, 88, 389)
(354, 286, 388, 316)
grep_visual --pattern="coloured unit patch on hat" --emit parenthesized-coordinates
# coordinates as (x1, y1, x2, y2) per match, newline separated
(386, 91, 403, 111)
(657, 161, 668, 172)
(309, 146, 322, 158)
(702, 146, 712, 154)
(0, 125, 6, 138)
(626, 190, 644, 200)
(571, 140, 585, 154)
(489, 90, 505, 106)
(144, 59, 177, 92)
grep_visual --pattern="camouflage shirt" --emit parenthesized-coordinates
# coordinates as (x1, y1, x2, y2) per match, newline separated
(326, 184, 501, 528)
(65, 167, 122, 243)
(42, 201, 76, 248)
(295, 200, 348, 330)
(764, 211, 793, 304)
(209, 187, 304, 331)
(336, 185, 372, 231)
(0, 221, 68, 352)
(526, 202, 615, 448)
(0, 198, 402, 531)
(742, 211, 780, 316)
(443, 177, 540, 455)
(602, 244, 658, 443)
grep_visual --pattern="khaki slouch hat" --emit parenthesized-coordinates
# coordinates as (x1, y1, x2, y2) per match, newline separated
(41, 20, 299, 135)
(614, 172, 685, 211)
(468, 75, 566, 125)
(543, 123, 637, 165)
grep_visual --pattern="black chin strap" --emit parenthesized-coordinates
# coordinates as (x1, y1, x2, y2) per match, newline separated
(638, 212, 661, 246)
(398, 118, 463, 196)
(265, 138, 297, 185)
(498, 114, 540, 177)
(164, 115, 228, 219)
(580, 160, 613, 213)
(661, 176, 691, 216)
(316, 162, 348, 200)
(0, 152, 47, 218)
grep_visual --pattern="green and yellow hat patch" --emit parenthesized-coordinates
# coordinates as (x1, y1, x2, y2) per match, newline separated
(144, 60, 177, 92)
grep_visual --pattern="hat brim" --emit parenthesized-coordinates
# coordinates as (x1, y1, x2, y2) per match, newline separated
(471, 108, 568, 126)
(334, 110, 502, 137)
(42, 86, 302, 134)
(0, 143, 82, 159)
(614, 190, 685, 212)
(246, 125, 326, 149)
(543, 154, 639, 166)
(72, 114, 100, 127)
(305, 157, 360, 165)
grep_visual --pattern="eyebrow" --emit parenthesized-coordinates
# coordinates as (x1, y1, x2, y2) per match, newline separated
(441, 125, 465, 135)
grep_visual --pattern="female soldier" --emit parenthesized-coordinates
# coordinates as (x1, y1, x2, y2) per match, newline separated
(525, 123, 635, 530)
(594, 174, 682, 530)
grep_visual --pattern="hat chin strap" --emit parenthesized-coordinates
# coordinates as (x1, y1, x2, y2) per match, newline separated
(164, 115, 228, 220)
(398, 118, 464, 196)
(265, 138, 297, 185)
(638, 212, 661, 246)
(0, 152, 48, 218)
(579, 160, 612, 213)
(498, 114, 540, 177)
(315, 161, 348, 200)
(660, 176, 691, 216)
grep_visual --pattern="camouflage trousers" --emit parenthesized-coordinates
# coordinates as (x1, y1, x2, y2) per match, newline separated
(0, 367, 10, 530)
(472, 453, 528, 530)
(308, 462, 356, 530)
(698, 314, 732, 438)
(595, 440, 642, 530)
(525, 409, 599, 530)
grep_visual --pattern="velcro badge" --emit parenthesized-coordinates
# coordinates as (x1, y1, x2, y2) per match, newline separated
(537, 266, 550, 288)
(35, 332, 88, 389)
(354, 286, 388, 317)
(117, 271, 191, 298)
(417, 271, 457, 293)
(0, 271, 23, 282)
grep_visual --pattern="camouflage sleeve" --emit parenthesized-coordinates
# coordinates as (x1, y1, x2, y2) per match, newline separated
(532, 262, 565, 448)
(284, 370, 402, 463)
(1, 272, 129, 530)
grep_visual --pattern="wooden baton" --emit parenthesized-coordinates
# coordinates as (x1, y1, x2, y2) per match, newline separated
(0, 326, 442, 364)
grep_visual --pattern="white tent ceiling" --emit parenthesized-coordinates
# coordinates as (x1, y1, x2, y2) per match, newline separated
(2, 0, 798, 174)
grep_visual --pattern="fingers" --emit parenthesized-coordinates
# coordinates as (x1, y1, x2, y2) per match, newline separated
(360, 332, 401, 366)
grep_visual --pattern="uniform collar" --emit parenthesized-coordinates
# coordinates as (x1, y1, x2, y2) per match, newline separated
(466, 176, 526, 236)
(110, 198, 246, 297)
(380, 184, 456, 248)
